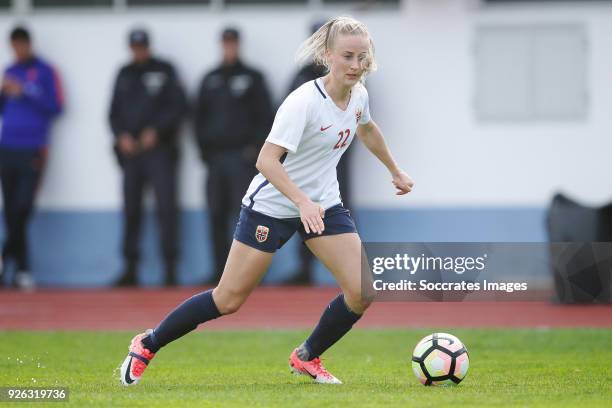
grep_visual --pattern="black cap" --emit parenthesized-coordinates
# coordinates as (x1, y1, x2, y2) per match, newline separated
(10, 26, 31, 42)
(221, 27, 240, 42)
(129, 28, 149, 47)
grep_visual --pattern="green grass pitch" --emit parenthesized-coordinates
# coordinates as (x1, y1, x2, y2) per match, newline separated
(0, 329, 611, 407)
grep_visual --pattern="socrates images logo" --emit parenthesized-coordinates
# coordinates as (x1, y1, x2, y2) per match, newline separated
(255, 225, 269, 243)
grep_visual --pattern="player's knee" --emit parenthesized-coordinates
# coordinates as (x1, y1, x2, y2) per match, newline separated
(219, 300, 242, 315)
(361, 287, 376, 309)
(344, 288, 374, 314)
(212, 287, 244, 315)
(215, 296, 243, 315)
(362, 282, 376, 306)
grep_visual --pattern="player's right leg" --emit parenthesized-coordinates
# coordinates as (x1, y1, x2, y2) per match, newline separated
(119, 239, 273, 386)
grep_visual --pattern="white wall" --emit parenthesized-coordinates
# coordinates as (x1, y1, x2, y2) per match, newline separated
(1, 0, 611, 210)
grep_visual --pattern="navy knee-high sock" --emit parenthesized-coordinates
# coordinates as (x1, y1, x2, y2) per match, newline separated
(142, 289, 221, 353)
(301, 293, 362, 360)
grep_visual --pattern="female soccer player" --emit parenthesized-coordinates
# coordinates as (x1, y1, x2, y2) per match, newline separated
(120, 16, 414, 385)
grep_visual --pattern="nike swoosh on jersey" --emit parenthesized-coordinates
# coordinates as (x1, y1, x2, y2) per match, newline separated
(320, 125, 333, 131)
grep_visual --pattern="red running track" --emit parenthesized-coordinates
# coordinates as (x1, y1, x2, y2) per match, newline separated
(0, 287, 610, 331)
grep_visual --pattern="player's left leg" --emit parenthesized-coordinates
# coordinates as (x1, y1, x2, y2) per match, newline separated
(289, 232, 374, 384)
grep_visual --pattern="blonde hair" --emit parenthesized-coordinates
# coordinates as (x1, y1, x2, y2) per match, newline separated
(296, 16, 377, 82)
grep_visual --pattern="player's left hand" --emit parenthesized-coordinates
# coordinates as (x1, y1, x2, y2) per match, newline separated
(391, 169, 414, 195)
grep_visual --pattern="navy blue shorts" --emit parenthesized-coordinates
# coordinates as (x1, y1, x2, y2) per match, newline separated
(233, 204, 357, 253)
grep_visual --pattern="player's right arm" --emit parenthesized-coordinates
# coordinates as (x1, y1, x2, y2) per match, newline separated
(256, 87, 325, 235)
(256, 142, 325, 235)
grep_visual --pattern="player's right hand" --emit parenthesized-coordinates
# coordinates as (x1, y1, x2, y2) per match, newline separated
(298, 200, 325, 235)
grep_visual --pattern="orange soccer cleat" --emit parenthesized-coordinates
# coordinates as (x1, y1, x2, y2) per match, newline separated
(120, 330, 156, 386)
(289, 348, 342, 384)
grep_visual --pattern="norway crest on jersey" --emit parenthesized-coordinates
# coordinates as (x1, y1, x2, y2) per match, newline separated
(255, 225, 270, 243)
(355, 108, 362, 124)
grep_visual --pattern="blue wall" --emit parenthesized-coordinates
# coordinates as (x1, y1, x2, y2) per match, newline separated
(0, 207, 547, 287)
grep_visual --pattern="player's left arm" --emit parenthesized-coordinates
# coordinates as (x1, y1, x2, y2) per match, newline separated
(357, 120, 414, 195)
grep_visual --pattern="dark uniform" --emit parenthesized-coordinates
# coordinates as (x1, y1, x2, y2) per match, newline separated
(195, 60, 273, 282)
(285, 62, 354, 284)
(109, 56, 187, 286)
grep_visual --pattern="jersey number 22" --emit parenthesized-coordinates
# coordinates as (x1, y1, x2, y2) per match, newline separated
(333, 129, 351, 150)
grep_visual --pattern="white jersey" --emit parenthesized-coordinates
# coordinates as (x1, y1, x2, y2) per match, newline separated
(242, 77, 371, 218)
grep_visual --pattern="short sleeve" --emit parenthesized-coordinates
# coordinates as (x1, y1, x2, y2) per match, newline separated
(359, 86, 371, 125)
(266, 89, 310, 153)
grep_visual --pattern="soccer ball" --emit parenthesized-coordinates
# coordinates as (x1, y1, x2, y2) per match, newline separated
(411, 332, 469, 386)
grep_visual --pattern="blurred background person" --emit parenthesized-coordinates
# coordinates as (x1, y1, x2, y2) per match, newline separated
(282, 21, 354, 285)
(286, 22, 328, 94)
(109, 28, 187, 287)
(195, 27, 273, 283)
(0, 26, 63, 290)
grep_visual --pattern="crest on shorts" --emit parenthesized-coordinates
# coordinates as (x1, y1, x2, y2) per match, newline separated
(355, 108, 362, 124)
(255, 225, 269, 243)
